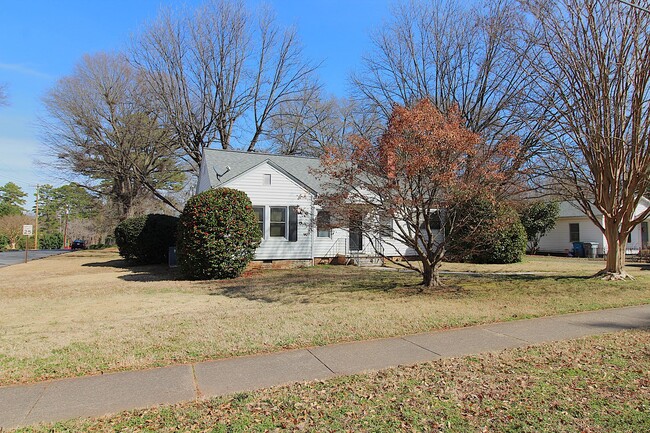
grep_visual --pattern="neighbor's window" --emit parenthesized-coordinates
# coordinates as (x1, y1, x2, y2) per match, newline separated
(419, 211, 442, 231)
(569, 223, 580, 242)
(317, 210, 331, 238)
(628, 232, 632, 243)
(429, 211, 442, 230)
(379, 215, 393, 237)
(263, 174, 272, 185)
(253, 206, 265, 239)
(270, 207, 286, 237)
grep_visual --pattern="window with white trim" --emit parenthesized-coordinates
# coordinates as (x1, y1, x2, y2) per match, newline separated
(379, 215, 393, 237)
(270, 207, 286, 238)
(317, 211, 331, 238)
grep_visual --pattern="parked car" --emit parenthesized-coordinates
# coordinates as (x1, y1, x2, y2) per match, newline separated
(71, 239, 87, 250)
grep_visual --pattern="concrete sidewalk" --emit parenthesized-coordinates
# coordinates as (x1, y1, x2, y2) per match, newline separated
(1, 305, 648, 430)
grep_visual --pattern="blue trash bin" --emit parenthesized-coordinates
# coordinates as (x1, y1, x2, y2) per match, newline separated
(572, 242, 585, 258)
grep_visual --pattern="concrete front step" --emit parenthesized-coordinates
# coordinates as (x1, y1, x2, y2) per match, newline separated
(350, 256, 384, 267)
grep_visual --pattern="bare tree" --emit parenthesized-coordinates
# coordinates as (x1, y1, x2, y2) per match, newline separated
(131, 0, 319, 173)
(266, 86, 330, 156)
(0, 214, 34, 249)
(268, 94, 384, 156)
(352, 0, 542, 170)
(41, 53, 184, 220)
(523, 0, 650, 279)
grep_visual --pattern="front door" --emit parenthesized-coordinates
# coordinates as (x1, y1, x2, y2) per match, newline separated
(642, 221, 649, 249)
(349, 214, 363, 252)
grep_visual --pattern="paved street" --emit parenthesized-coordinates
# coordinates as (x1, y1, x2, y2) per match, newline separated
(0, 304, 648, 430)
(0, 249, 68, 268)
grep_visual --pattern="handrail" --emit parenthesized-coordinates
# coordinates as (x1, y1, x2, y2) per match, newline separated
(322, 237, 348, 258)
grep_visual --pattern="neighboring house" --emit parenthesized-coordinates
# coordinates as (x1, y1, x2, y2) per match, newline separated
(196, 148, 414, 264)
(537, 199, 650, 256)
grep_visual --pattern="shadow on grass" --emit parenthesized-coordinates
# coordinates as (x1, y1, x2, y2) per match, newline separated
(119, 267, 179, 282)
(82, 259, 132, 269)
(207, 265, 613, 304)
(83, 259, 180, 282)
(209, 267, 415, 304)
(627, 263, 650, 271)
(446, 272, 591, 282)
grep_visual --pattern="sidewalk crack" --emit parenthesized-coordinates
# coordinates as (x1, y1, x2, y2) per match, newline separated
(23, 382, 50, 424)
(307, 349, 336, 375)
(191, 364, 202, 400)
(400, 337, 442, 357)
(481, 327, 531, 343)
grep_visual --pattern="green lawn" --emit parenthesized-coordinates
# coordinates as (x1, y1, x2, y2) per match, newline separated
(1, 250, 648, 385)
(16, 330, 650, 432)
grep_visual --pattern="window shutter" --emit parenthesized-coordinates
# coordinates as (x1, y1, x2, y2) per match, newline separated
(289, 206, 298, 242)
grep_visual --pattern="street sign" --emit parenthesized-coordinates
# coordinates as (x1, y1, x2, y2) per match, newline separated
(22, 225, 33, 236)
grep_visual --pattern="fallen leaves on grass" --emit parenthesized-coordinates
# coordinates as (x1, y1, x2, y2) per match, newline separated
(19, 330, 650, 433)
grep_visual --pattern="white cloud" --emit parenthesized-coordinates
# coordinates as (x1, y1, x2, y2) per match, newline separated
(0, 63, 53, 80)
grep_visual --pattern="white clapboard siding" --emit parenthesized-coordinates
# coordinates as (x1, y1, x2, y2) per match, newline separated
(222, 162, 316, 260)
(537, 217, 606, 254)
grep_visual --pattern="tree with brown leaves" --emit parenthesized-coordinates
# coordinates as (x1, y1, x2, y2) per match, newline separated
(316, 99, 521, 289)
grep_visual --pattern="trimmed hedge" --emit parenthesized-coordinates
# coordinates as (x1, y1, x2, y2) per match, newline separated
(114, 214, 178, 264)
(447, 197, 527, 264)
(177, 188, 261, 280)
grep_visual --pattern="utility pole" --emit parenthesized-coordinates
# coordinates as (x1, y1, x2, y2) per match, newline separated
(63, 206, 70, 249)
(34, 184, 39, 250)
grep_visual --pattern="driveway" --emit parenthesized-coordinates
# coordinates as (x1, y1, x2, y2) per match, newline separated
(0, 249, 69, 268)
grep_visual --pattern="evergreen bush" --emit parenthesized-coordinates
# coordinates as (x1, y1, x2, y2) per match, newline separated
(519, 201, 560, 253)
(177, 188, 261, 280)
(447, 197, 527, 264)
(39, 232, 64, 249)
(114, 214, 178, 264)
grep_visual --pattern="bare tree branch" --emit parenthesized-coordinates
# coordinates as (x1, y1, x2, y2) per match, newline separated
(131, 0, 319, 173)
(522, 0, 650, 279)
(41, 53, 184, 220)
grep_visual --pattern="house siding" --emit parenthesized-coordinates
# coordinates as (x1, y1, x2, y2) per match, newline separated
(537, 217, 606, 255)
(223, 163, 316, 260)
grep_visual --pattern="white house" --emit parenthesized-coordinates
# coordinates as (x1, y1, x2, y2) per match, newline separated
(537, 199, 650, 256)
(196, 148, 415, 264)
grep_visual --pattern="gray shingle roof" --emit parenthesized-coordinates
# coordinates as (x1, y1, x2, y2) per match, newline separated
(202, 148, 325, 194)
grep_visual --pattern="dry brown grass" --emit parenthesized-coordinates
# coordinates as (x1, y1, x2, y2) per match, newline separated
(1, 249, 648, 385)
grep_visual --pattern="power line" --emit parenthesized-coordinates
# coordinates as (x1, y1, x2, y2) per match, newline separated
(618, 0, 650, 14)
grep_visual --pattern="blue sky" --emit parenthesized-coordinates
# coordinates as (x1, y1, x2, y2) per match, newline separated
(0, 0, 392, 208)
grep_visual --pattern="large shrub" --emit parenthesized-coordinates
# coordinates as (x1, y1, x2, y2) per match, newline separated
(177, 188, 261, 280)
(114, 214, 178, 264)
(39, 232, 64, 249)
(519, 201, 560, 253)
(0, 233, 8, 250)
(447, 197, 527, 264)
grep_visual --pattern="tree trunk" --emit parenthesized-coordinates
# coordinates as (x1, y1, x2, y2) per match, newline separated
(597, 220, 634, 280)
(421, 261, 442, 289)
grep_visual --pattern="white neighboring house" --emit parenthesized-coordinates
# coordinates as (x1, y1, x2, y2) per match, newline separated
(196, 148, 414, 264)
(537, 199, 650, 256)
